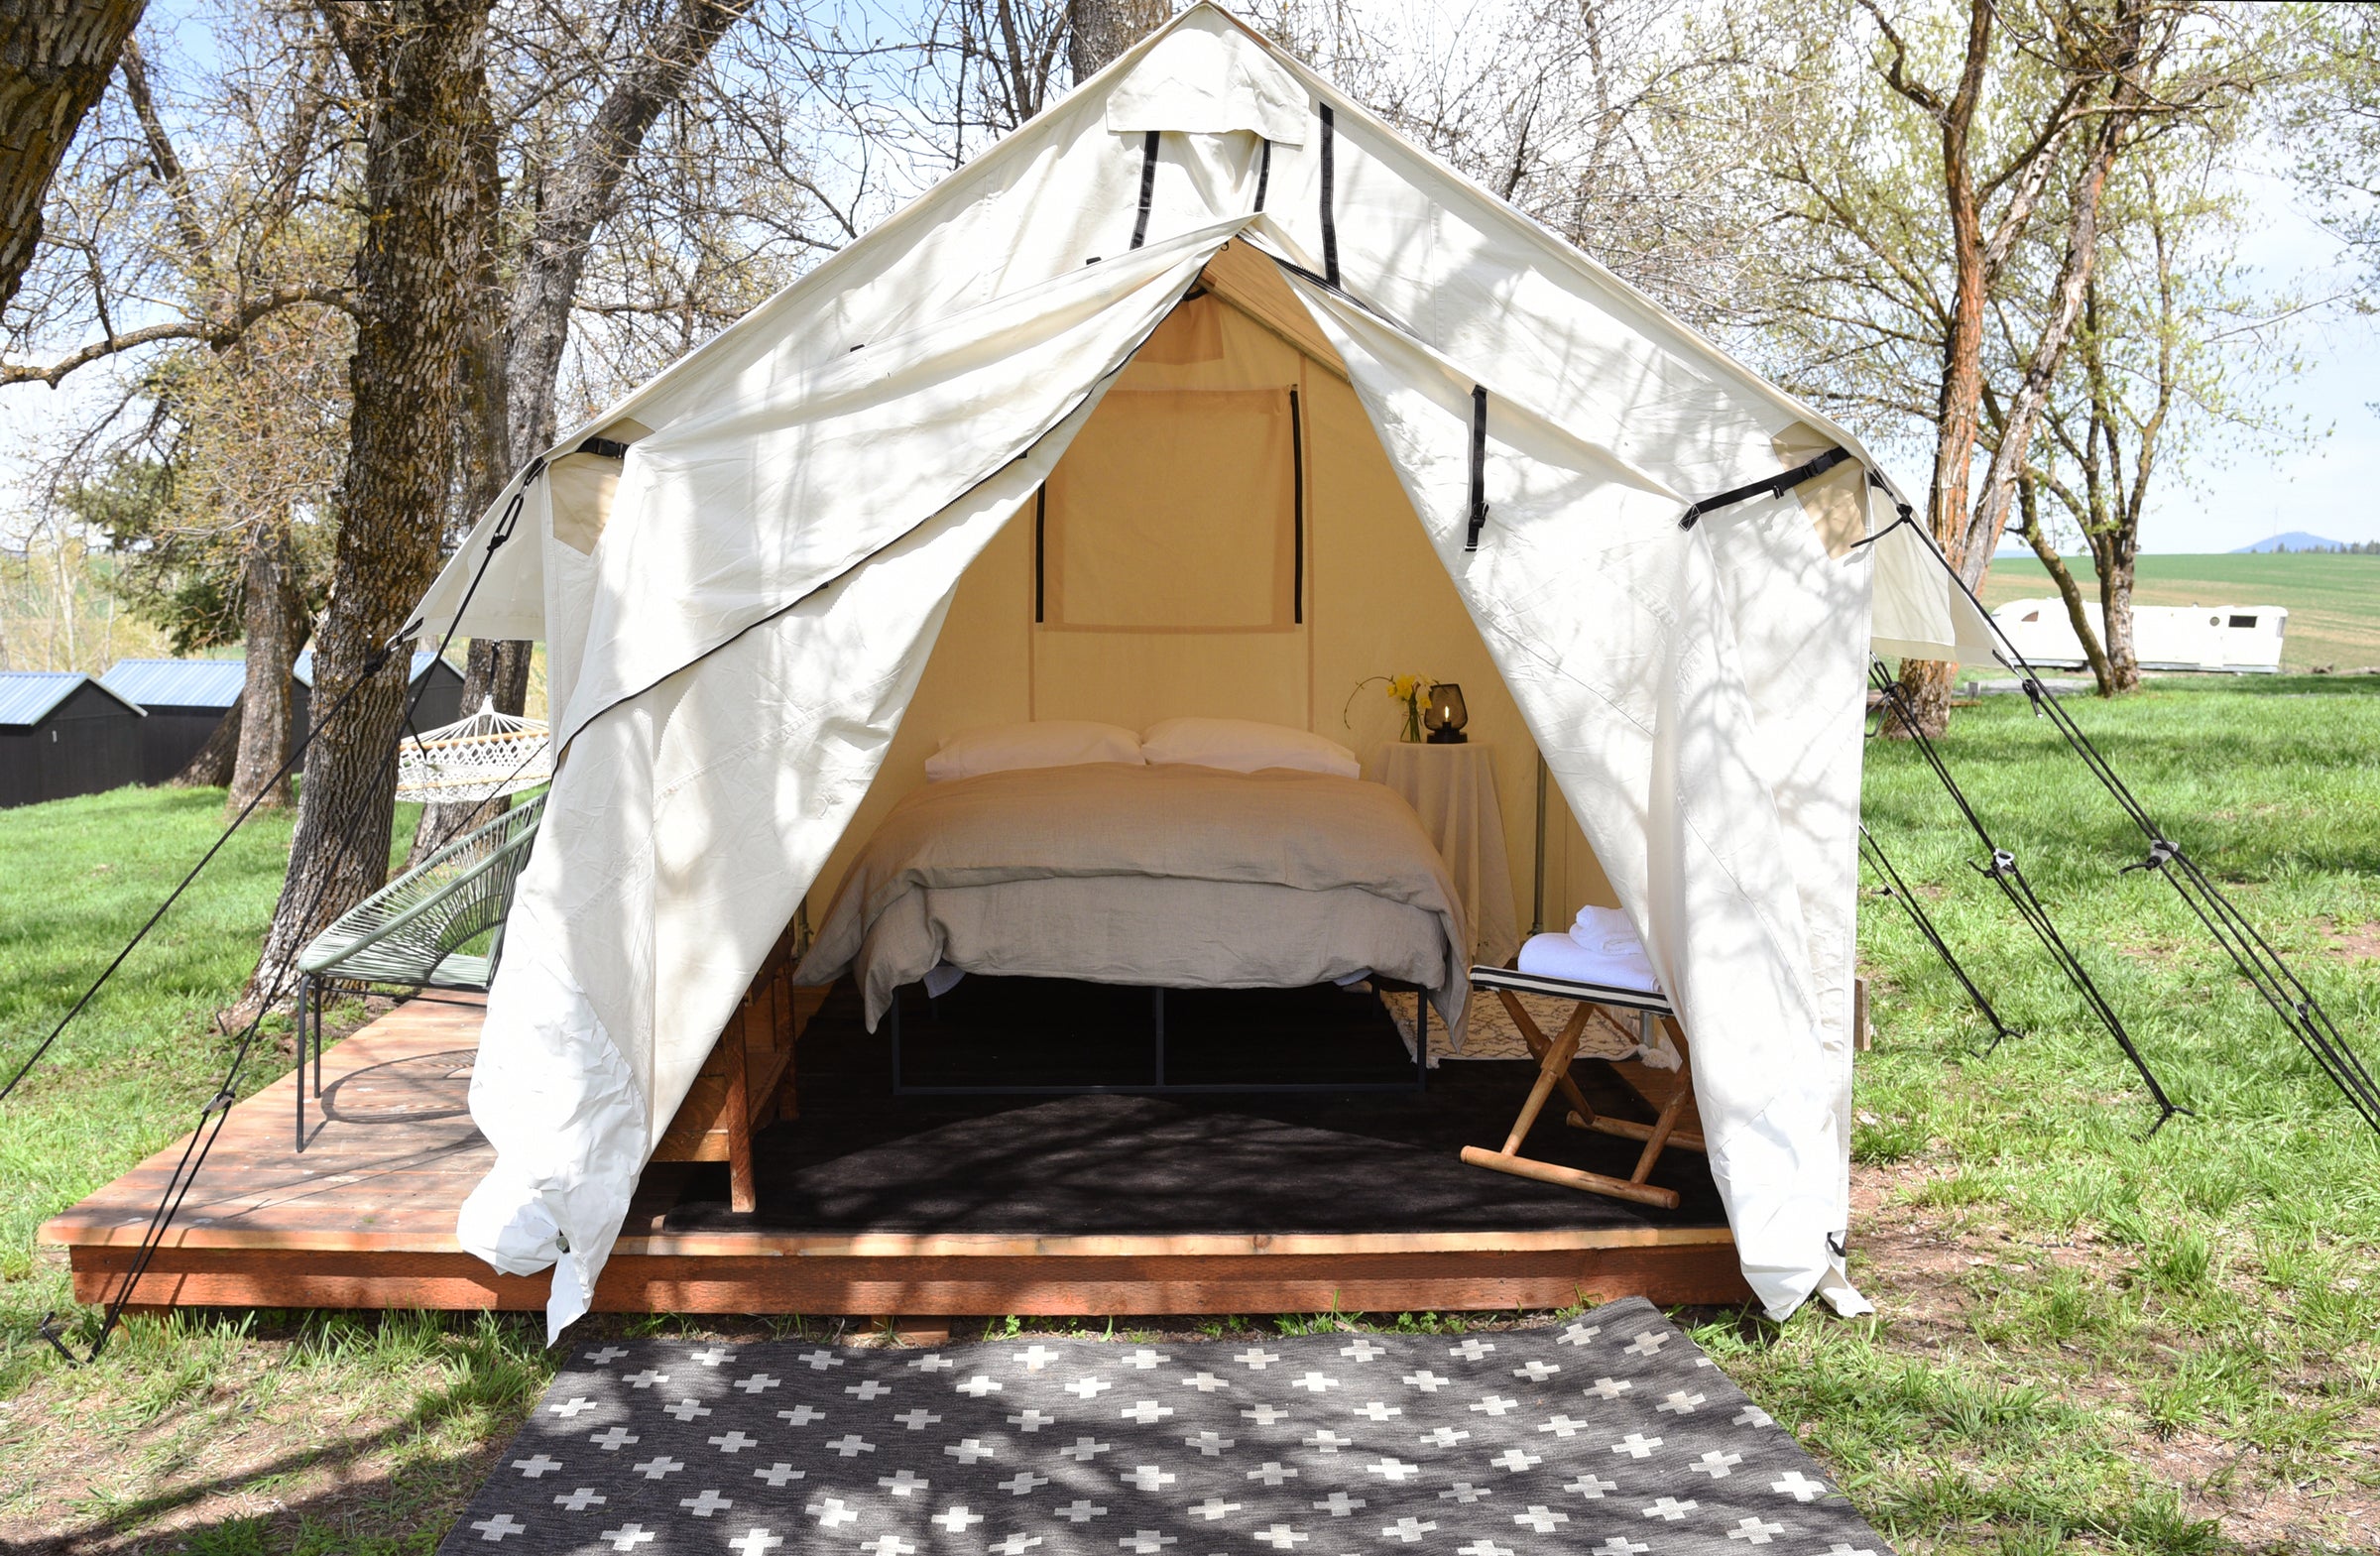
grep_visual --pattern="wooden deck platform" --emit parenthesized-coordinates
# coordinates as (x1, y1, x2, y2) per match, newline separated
(40, 995, 1747, 1317)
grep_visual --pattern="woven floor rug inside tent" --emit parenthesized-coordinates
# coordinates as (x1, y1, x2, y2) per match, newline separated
(437, 1296, 1891, 1555)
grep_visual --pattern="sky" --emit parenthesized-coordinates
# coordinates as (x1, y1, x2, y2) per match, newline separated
(2130, 165, 2380, 551)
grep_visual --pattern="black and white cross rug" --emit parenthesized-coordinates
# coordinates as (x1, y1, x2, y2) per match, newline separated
(437, 1296, 1891, 1555)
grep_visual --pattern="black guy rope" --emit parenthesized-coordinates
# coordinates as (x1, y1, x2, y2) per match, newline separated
(1869, 658, 2187, 1135)
(1867, 484, 2380, 1136)
(1857, 821, 2023, 1051)
(29, 456, 549, 1366)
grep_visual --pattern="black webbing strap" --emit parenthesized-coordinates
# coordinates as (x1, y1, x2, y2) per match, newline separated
(1870, 659, 2185, 1133)
(576, 435, 630, 460)
(1857, 822, 2022, 1050)
(1289, 387, 1304, 623)
(1880, 511, 2380, 1135)
(1318, 104, 1339, 287)
(1033, 487, 1047, 624)
(1680, 445, 1852, 531)
(1465, 386, 1489, 550)
(1130, 130, 1160, 250)
(1253, 140, 1271, 212)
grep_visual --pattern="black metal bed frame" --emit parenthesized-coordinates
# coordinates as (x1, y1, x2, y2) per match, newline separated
(886, 978, 1433, 1096)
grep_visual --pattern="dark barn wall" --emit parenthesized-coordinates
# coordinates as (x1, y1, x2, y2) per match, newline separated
(1, 682, 144, 807)
(292, 660, 464, 749)
(134, 705, 231, 785)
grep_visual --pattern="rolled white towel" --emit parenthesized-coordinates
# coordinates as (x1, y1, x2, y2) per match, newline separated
(1571, 903, 1647, 956)
(1515, 931, 1660, 994)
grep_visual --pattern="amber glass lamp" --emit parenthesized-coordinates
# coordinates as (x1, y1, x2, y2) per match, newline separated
(1423, 683, 1469, 743)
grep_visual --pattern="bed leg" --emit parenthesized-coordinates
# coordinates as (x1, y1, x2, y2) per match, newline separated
(1415, 990, 1429, 1091)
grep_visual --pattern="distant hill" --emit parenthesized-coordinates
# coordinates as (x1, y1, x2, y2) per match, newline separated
(2234, 532, 2346, 553)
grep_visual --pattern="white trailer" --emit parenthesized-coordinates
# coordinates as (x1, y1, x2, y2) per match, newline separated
(1991, 597, 2288, 673)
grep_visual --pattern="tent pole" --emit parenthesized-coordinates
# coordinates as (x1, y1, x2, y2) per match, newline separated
(1530, 755, 1547, 937)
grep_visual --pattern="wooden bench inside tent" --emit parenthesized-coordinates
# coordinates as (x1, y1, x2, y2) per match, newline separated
(649, 924, 829, 1213)
(1459, 965, 1705, 1211)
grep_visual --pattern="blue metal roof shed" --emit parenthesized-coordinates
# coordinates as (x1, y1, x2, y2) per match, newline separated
(101, 658, 248, 711)
(0, 671, 147, 807)
(93, 653, 468, 785)
(102, 658, 249, 783)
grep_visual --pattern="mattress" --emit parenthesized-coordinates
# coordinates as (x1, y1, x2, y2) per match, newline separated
(794, 762, 1469, 1034)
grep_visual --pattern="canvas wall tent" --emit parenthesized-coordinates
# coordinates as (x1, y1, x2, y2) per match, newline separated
(0, 671, 146, 808)
(408, 3, 1993, 1339)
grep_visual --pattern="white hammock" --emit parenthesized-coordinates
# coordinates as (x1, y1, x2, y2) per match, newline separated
(395, 698, 552, 802)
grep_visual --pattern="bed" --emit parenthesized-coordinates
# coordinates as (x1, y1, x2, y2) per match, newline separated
(792, 760, 1470, 1089)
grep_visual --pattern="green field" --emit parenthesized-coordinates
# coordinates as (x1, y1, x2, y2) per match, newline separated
(1977, 551, 2380, 673)
(3, 689, 2378, 1551)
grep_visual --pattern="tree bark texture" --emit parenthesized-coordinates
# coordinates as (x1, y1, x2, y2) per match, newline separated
(0, 0, 145, 310)
(225, 511, 305, 813)
(248, 0, 495, 1008)
(1881, 0, 1995, 741)
(1067, 0, 1168, 81)
(409, 0, 748, 865)
(2093, 526, 2141, 693)
(1958, 78, 2136, 589)
(170, 698, 239, 787)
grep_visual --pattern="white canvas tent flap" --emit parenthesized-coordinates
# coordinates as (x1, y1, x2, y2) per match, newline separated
(1870, 517, 2001, 663)
(416, 3, 1945, 1339)
(1287, 276, 1866, 1317)
(1106, 18, 1309, 142)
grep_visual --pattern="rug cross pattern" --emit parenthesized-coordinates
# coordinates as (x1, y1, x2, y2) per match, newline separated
(437, 1296, 1889, 1555)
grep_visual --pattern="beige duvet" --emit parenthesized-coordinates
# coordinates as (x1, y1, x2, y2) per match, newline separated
(795, 763, 1469, 1036)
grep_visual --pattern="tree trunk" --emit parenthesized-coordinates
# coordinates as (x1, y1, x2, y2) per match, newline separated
(2019, 475, 2113, 695)
(407, 0, 745, 870)
(502, 0, 748, 472)
(2096, 532, 2141, 693)
(406, 118, 516, 867)
(225, 511, 304, 812)
(0, 0, 147, 310)
(1067, 0, 1168, 80)
(169, 697, 239, 787)
(1884, 0, 1995, 741)
(246, 0, 495, 1011)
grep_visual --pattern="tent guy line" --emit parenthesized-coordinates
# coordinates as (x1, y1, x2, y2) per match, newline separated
(1862, 486, 2379, 1137)
(1855, 821, 2024, 1052)
(30, 444, 550, 1367)
(1869, 657, 2189, 1136)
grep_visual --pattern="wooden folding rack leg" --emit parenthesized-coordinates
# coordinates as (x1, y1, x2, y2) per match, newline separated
(1459, 989, 1693, 1211)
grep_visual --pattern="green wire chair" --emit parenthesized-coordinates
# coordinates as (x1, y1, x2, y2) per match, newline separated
(293, 791, 546, 1150)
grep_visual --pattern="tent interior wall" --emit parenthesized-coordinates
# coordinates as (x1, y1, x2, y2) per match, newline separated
(801, 240, 1615, 939)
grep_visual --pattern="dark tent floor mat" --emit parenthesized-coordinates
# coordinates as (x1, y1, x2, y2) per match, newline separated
(655, 978, 1726, 1236)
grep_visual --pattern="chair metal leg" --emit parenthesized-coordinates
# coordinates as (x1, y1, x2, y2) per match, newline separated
(295, 976, 308, 1154)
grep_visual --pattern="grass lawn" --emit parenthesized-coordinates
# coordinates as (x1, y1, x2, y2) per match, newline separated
(1976, 551, 2380, 674)
(2, 682, 2377, 1553)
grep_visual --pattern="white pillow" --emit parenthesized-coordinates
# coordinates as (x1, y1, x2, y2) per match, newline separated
(1140, 716, 1360, 778)
(924, 720, 1144, 782)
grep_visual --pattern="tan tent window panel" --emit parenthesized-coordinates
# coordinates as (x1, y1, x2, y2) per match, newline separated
(1037, 386, 1301, 634)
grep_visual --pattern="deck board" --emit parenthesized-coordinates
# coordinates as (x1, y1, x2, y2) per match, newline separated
(42, 994, 1747, 1315)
